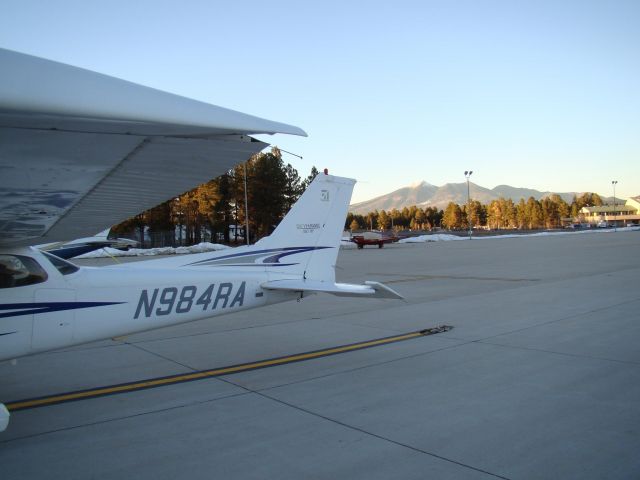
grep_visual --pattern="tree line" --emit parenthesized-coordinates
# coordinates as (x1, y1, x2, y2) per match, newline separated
(346, 206, 443, 232)
(111, 147, 318, 247)
(346, 192, 604, 232)
(113, 158, 606, 246)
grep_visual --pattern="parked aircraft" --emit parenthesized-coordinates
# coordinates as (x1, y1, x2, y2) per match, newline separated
(0, 49, 401, 432)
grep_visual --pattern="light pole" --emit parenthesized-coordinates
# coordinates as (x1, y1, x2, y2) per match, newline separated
(243, 161, 250, 245)
(464, 170, 473, 239)
(612, 180, 618, 232)
(242, 147, 302, 245)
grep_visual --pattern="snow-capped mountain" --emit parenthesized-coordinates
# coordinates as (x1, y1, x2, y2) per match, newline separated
(349, 182, 581, 214)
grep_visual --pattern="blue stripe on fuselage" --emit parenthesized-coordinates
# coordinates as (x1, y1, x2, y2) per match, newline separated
(0, 302, 125, 319)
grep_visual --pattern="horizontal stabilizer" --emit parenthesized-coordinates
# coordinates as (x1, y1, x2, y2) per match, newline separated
(262, 279, 404, 300)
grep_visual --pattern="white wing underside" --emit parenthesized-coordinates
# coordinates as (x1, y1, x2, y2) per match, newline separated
(0, 48, 306, 246)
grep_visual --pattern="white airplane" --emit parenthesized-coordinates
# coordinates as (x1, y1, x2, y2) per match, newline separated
(0, 49, 402, 431)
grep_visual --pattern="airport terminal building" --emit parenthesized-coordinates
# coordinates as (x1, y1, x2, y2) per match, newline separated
(580, 196, 640, 227)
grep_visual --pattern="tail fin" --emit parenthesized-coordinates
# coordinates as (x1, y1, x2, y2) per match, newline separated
(259, 172, 404, 300)
(258, 172, 355, 282)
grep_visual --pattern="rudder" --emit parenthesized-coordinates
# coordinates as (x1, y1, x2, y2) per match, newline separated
(257, 172, 355, 283)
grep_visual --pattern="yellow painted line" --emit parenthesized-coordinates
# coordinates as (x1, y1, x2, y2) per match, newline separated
(5, 329, 445, 412)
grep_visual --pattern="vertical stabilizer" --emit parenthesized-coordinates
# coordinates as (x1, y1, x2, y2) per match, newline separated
(257, 173, 355, 283)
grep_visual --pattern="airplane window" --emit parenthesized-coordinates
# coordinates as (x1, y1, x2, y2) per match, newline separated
(0, 255, 48, 289)
(42, 251, 80, 275)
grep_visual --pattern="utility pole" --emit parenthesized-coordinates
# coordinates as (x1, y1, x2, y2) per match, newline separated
(612, 180, 618, 232)
(464, 170, 473, 239)
(244, 161, 250, 245)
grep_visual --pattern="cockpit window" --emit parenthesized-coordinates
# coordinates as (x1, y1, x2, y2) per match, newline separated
(42, 251, 80, 275)
(0, 255, 48, 289)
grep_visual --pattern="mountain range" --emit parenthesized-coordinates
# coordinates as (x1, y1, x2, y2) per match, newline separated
(349, 181, 611, 215)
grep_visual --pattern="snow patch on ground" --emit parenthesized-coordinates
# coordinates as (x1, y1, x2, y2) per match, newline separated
(399, 234, 464, 243)
(398, 226, 640, 243)
(77, 242, 230, 258)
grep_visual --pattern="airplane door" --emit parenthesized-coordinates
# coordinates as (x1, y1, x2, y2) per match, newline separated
(32, 289, 75, 352)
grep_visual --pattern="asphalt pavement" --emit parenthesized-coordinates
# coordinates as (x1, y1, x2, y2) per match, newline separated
(1, 229, 639, 479)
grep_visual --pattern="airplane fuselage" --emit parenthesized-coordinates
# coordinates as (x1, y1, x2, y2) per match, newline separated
(0, 247, 297, 361)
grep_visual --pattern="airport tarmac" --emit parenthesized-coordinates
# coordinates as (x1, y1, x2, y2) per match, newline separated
(1, 229, 639, 479)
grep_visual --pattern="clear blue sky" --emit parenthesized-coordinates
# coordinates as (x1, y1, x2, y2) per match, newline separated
(2, 0, 638, 202)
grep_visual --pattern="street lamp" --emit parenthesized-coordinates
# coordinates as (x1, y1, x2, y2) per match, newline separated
(464, 171, 473, 239)
(612, 180, 618, 232)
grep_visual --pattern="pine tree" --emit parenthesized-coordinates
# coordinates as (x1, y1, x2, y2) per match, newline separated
(365, 211, 377, 230)
(146, 200, 174, 246)
(390, 208, 401, 230)
(467, 200, 486, 228)
(442, 202, 463, 230)
(525, 197, 543, 229)
(516, 199, 527, 229)
(378, 210, 391, 230)
(249, 149, 288, 238)
(553, 195, 570, 225)
(303, 166, 319, 190)
(414, 209, 425, 229)
(283, 163, 304, 210)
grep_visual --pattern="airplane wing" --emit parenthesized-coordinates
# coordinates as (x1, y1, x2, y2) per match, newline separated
(0, 48, 306, 246)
